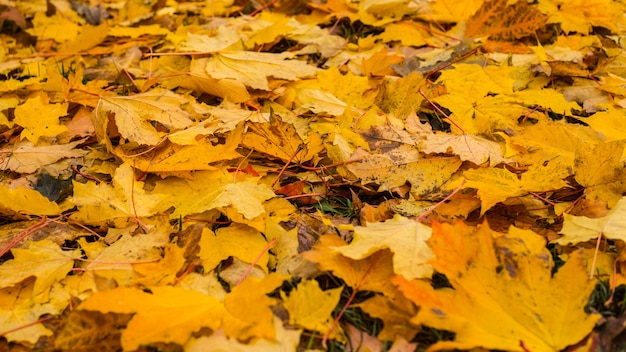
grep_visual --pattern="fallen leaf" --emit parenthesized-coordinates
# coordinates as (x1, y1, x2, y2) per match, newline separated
(573, 139, 626, 207)
(282, 279, 343, 339)
(78, 286, 229, 351)
(304, 235, 397, 296)
(394, 220, 601, 351)
(0, 184, 61, 215)
(464, 159, 568, 214)
(242, 115, 324, 163)
(556, 196, 626, 245)
(223, 274, 288, 340)
(185, 316, 301, 352)
(0, 281, 69, 344)
(0, 138, 87, 174)
(420, 133, 509, 166)
(71, 163, 165, 223)
(539, 0, 625, 34)
(95, 88, 194, 146)
(204, 51, 317, 90)
(331, 214, 434, 280)
(13, 95, 68, 143)
(198, 224, 270, 273)
(0, 239, 77, 302)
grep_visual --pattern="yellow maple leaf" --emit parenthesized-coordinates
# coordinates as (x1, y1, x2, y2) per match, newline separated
(204, 51, 317, 90)
(0, 239, 77, 302)
(394, 221, 601, 351)
(357, 0, 418, 26)
(511, 88, 580, 115)
(109, 24, 171, 38)
(244, 12, 294, 48)
(185, 58, 251, 103)
(198, 224, 270, 273)
(71, 163, 165, 223)
(223, 274, 288, 340)
(304, 235, 397, 296)
(416, 0, 483, 23)
(434, 93, 526, 134)
(347, 147, 462, 198)
(242, 115, 324, 163)
(26, 12, 78, 42)
(361, 47, 404, 77)
(14, 95, 68, 143)
(377, 21, 428, 47)
(180, 27, 242, 53)
(538, 0, 625, 34)
(294, 87, 348, 116)
(556, 196, 626, 245)
(78, 286, 229, 351)
(282, 279, 343, 338)
(0, 281, 69, 344)
(331, 214, 434, 280)
(185, 316, 300, 352)
(464, 159, 568, 214)
(1, 138, 87, 174)
(316, 66, 376, 109)
(437, 64, 515, 99)
(133, 242, 187, 286)
(420, 133, 510, 166)
(0, 77, 39, 92)
(379, 72, 425, 118)
(0, 184, 61, 216)
(573, 140, 626, 207)
(115, 123, 244, 173)
(95, 88, 194, 146)
(509, 118, 600, 167)
(307, 0, 360, 23)
(153, 168, 275, 220)
(78, 222, 170, 285)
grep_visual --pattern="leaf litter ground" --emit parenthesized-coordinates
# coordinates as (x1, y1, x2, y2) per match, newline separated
(1, 0, 626, 350)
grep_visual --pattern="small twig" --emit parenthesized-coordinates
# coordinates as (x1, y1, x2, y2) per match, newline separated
(590, 232, 603, 280)
(425, 47, 480, 80)
(0, 217, 49, 258)
(72, 165, 103, 183)
(249, 0, 278, 16)
(283, 192, 325, 200)
(417, 179, 466, 221)
(271, 144, 304, 188)
(74, 257, 160, 265)
(236, 238, 277, 286)
(322, 288, 357, 347)
(418, 87, 465, 134)
(0, 316, 55, 337)
(234, 149, 254, 182)
(529, 191, 556, 206)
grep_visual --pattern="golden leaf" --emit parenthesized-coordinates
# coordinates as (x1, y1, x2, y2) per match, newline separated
(394, 221, 601, 351)
(466, 0, 548, 41)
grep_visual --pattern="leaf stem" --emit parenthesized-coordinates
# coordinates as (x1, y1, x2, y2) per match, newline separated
(0, 217, 49, 258)
(236, 237, 277, 286)
(0, 315, 55, 337)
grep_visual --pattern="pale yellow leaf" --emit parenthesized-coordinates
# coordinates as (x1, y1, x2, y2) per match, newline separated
(95, 88, 194, 146)
(205, 51, 317, 90)
(332, 215, 434, 279)
(1, 139, 87, 174)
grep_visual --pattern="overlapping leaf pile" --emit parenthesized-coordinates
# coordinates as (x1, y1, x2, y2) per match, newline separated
(0, 0, 625, 350)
